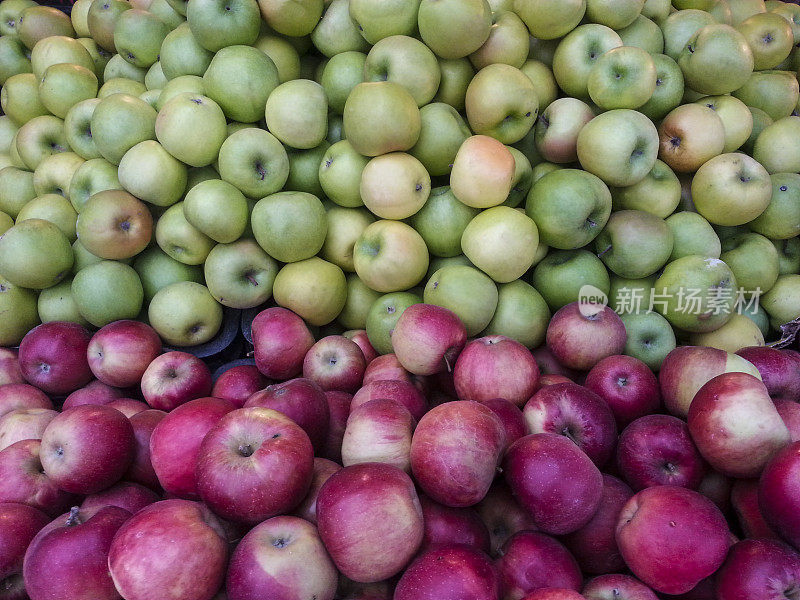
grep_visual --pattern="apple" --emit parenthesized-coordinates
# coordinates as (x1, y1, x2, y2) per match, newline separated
(390, 303, 467, 376)
(321, 390, 352, 463)
(350, 379, 427, 421)
(0, 501, 49, 600)
(61, 380, 123, 410)
(140, 351, 213, 412)
(551, 24, 623, 100)
(750, 172, 800, 240)
(311, 0, 368, 58)
(196, 407, 314, 525)
(272, 258, 347, 327)
(341, 398, 415, 472)
(395, 544, 500, 600)
(417, 0, 492, 59)
(117, 140, 187, 208)
(301, 336, 366, 394)
(496, 531, 582, 598)
(587, 46, 656, 111)
(658, 103, 725, 174)
(257, 0, 323, 37)
(106, 399, 148, 418)
(0, 385, 52, 419)
(716, 538, 800, 600)
(520, 588, 584, 599)
(534, 98, 594, 164)
(318, 140, 369, 208)
(211, 365, 268, 409)
(776, 399, 800, 442)
(583, 355, 660, 426)
(81, 481, 159, 515)
(480, 399, 526, 450)
(90, 93, 157, 166)
(87, 320, 162, 389)
(217, 127, 290, 199)
(546, 302, 627, 371)
(424, 265, 499, 337)
(343, 330, 378, 365)
(678, 24, 754, 95)
(759, 440, 800, 549)
(108, 499, 228, 600)
(125, 409, 165, 491)
(251, 191, 327, 264)
(504, 433, 603, 535)
(0, 349, 23, 386)
(251, 307, 315, 381)
(753, 115, 800, 175)
(182, 180, 248, 245)
(733, 477, 778, 539)
(0, 408, 58, 451)
(474, 482, 537, 558)
(514, 0, 585, 39)
(0, 219, 73, 291)
(419, 494, 490, 553)
(293, 458, 341, 525)
(582, 575, 658, 600)
(158, 22, 213, 79)
(735, 346, 800, 401)
(361, 354, 420, 388)
(347, 0, 417, 44)
(450, 135, 515, 209)
(17, 322, 91, 395)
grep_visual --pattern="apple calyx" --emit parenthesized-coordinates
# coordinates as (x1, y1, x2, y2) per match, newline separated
(65, 506, 82, 527)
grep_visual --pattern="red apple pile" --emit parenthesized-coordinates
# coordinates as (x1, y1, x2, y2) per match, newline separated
(0, 303, 799, 600)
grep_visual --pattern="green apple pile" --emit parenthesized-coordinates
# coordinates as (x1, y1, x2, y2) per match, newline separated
(0, 0, 799, 367)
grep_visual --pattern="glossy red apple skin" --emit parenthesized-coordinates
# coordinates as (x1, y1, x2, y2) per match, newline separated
(394, 544, 501, 600)
(341, 398, 415, 472)
(475, 483, 538, 558)
(343, 329, 378, 364)
(519, 589, 585, 600)
(196, 407, 314, 525)
(303, 335, 367, 393)
(252, 307, 315, 380)
(411, 401, 506, 507)
(688, 372, 790, 478)
(18, 322, 93, 395)
(562, 474, 633, 575)
(244, 378, 330, 453)
(227, 516, 338, 600)
(775, 399, 800, 441)
(316, 462, 424, 583)
(0, 440, 77, 516)
(736, 346, 800, 402)
(391, 304, 468, 376)
(362, 354, 430, 396)
(23, 505, 131, 600)
(453, 336, 540, 406)
(615, 486, 730, 595)
(321, 390, 351, 463)
(0, 408, 58, 451)
(523, 382, 617, 467)
(481, 398, 526, 450)
(504, 433, 603, 535)
(293, 457, 341, 525)
(0, 384, 52, 419)
(125, 409, 166, 490)
(730, 478, 776, 539)
(350, 379, 427, 421)
(582, 574, 658, 600)
(616, 415, 705, 491)
(106, 398, 149, 418)
(62, 380, 124, 410)
(546, 302, 627, 371)
(140, 351, 213, 412)
(496, 531, 582, 599)
(0, 502, 49, 600)
(87, 320, 163, 388)
(108, 499, 228, 600)
(0, 348, 23, 385)
(584, 355, 661, 426)
(759, 441, 800, 550)
(149, 396, 234, 498)
(715, 538, 800, 600)
(211, 365, 269, 408)
(81, 481, 160, 515)
(419, 494, 490, 554)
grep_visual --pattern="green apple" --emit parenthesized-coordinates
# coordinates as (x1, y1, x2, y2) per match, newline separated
(348, 0, 419, 44)
(737, 11, 793, 69)
(319, 50, 366, 115)
(149, 281, 223, 346)
(38, 63, 97, 121)
(0, 0, 36, 36)
(342, 81, 421, 157)
(91, 93, 157, 165)
(519, 61, 557, 111)
(587, 45, 656, 110)
(104, 53, 147, 83)
(433, 57, 474, 111)
(360, 152, 430, 220)
(285, 142, 330, 196)
(585, 0, 644, 28)
(678, 24, 754, 94)
(728, 0, 767, 25)
(203, 239, 278, 309)
(70, 0, 92, 36)
(1, 73, 50, 125)
(117, 140, 187, 208)
(16, 193, 78, 241)
(0, 276, 39, 346)
(353, 219, 429, 292)
(253, 33, 301, 83)
(417, 0, 492, 59)
(186, 0, 259, 52)
(69, 157, 121, 213)
(217, 127, 290, 199)
(620, 311, 676, 371)
(504, 146, 534, 208)
(156, 75, 206, 111)
(423, 264, 498, 336)
(720, 232, 779, 297)
(461, 206, 538, 283)
(133, 245, 203, 302)
(526, 168, 612, 249)
(318, 139, 368, 208)
(365, 291, 422, 354)
(272, 257, 347, 326)
(611, 159, 680, 218)
(112, 9, 168, 69)
(63, 98, 100, 160)
(32, 151, 83, 198)
(595, 210, 674, 279)
(552, 24, 623, 99)
(30, 35, 94, 80)
(76, 189, 152, 260)
(180, 179, 248, 245)
(338, 274, 382, 330)
(17, 6, 75, 50)
(148, 0, 185, 27)
(264, 79, 327, 150)
(15, 115, 69, 172)
(37, 278, 88, 326)
(0, 167, 35, 218)
(164, 0, 188, 16)
(155, 202, 215, 265)
(609, 274, 656, 315)
(251, 191, 327, 263)
(311, 0, 368, 57)
(0, 218, 73, 289)
(657, 103, 726, 173)
(145, 61, 168, 91)
(410, 186, 479, 258)
(740, 299, 770, 339)
(364, 35, 440, 107)
(638, 53, 686, 121)
(531, 248, 610, 310)
(0, 211, 12, 235)
(450, 134, 516, 208)
(733, 70, 799, 121)
(665, 210, 722, 260)
(159, 22, 213, 79)
(155, 92, 227, 167)
(691, 152, 772, 226)
(761, 273, 800, 327)
(750, 172, 800, 239)
(772, 237, 800, 275)
(663, 10, 717, 59)
(694, 94, 753, 153)
(742, 106, 774, 155)
(753, 115, 800, 173)
(98, 78, 147, 99)
(408, 102, 470, 177)
(0, 36, 33, 84)
(87, 0, 130, 52)
(257, 0, 323, 37)
(427, 254, 473, 278)
(480, 280, 549, 348)
(320, 205, 375, 271)
(534, 97, 594, 164)
(513, 0, 584, 40)
(618, 15, 664, 53)
(77, 37, 112, 78)
(469, 10, 529, 70)
(577, 108, 659, 187)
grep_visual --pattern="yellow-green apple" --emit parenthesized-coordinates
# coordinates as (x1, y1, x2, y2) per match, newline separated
(514, 0, 585, 39)
(186, 0, 259, 52)
(365, 291, 423, 355)
(319, 50, 367, 114)
(217, 127, 290, 199)
(364, 35, 440, 107)
(16, 194, 77, 241)
(408, 102, 471, 177)
(617, 14, 664, 52)
(70, 261, 143, 327)
(665, 211, 721, 259)
(360, 152, 430, 220)
(611, 160, 680, 218)
(469, 10, 528, 69)
(156, 75, 205, 111)
(148, 281, 223, 347)
(257, 0, 323, 36)
(341, 398, 414, 472)
(29, 35, 94, 80)
(737, 12, 794, 69)
(658, 103, 725, 173)
(75, 189, 152, 260)
(434, 57, 475, 110)
(481, 280, 551, 349)
(587, 46, 656, 110)
(1, 73, 49, 126)
(450, 135, 515, 208)
(534, 97, 594, 164)
(17, 6, 75, 50)
(264, 79, 327, 150)
(36, 277, 88, 326)
(155, 93, 227, 167)
(15, 115, 70, 172)
(158, 22, 213, 79)
(638, 53, 685, 121)
(720, 232, 779, 296)
(183, 179, 248, 244)
(584, 354, 661, 426)
(320, 206, 375, 272)
(0, 501, 49, 600)
(37, 64, 97, 120)
(348, 0, 419, 44)
(532, 248, 609, 312)
(546, 302, 627, 371)
(693, 94, 753, 153)
(77, 38, 112, 78)
(147, 0, 184, 27)
(738, 69, 800, 121)
(753, 115, 800, 173)
(0, 167, 35, 219)
(204, 239, 278, 309)
(423, 265, 499, 337)
(155, 202, 215, 265)
(87, 0, 130, 52)
(133, 246, 204, 304)
(503, 147, 534, 208)
(0, 219, 73, 290)
(87, 320, 161, 388)
(251, 307, 314, 380)
(32, 152, 84, 200)
(354, 220, 429, 293)
(761, 273, 800, 328)
(750, 172, 800, 239)
(302, 335, 366, 393)
(417, 0, 491, 59)
(103, 54, 147, 85)
(678, 24, 755, 94)
(311, 0, 369, 58)
(0, 408, 58, 451)
(318, 140, 368, 208)
(0, 0, 37, 36)
(113, 9, 168, 68)
(272, 258, 347, 326)
(551, 24, 623, 99)
(91, 93, 157, 165)
(117, 140, 187, 208)
(0, 278, 39, 347)
(594, 210, 674, 279)
(63, 98, 101, 161)
(585, 0, 644, 28)
(519, 60, 558, 111)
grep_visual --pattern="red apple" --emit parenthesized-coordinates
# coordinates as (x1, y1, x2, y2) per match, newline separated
(731, 479, 777, 539)
(736, 346, 800, 402)
(196, 407, 314, 525)
(140, 351, 213, 412)
(149, 396, 235, 498)
(252, 307, 315, 380)
(343, 329, 378, 364)
(106, 398, 149, 417)
(0, 348, 23, 385)
(531, 346, 581, 380)
(0, 440, 77, 516)
(23, 505, 131, 600)
(125, 409, 166, 490)
(211, 364, 269, 408)
(715, 538, 800, 600)
(496, 531, 582, 599)
(615, 486, 730, 595)
(226, 515, 338, 600)
(321, 390, 351, 463)
(688, 372, 790, 478)
(475, 483, 538, 558)
(362, 354, 429, 395)
(453, 336, 540, 406)
(316, 462, 423, 583)
(395, 545, 500, 600)
(341, 398, 415, 472)
(759, 440, 800, 550)
(293, 457, 341, 525)
(480, 398, 526, 450)
(391, 304, 468, 376)
(523, 382, 617, 467)
(303, 335, 367, 393)
(562, 474, 634, 575)
(538, 374, 575, 386)
(40, 405, 135, 495)
(62, 379, 124, 410)
(616, 415, 705, 491)
(81, 481, 160, 514)
(582, 574, 658, 600)
(584, 355, 661, 426)
(108, 499, 228, 600)
(0, 384, 52, 418)
(775, 399, 800, 441)
(0, 408, 58, 451)
(697, 469, 732, 513)
(0, 502, 49, 600)
(520, 589, 585, 600)
(18, 322, 93, 395)
(350, 379, 427, 421)
(419, 494, 490, 554)
(87, 320, 163, 388)
(503, 433, 603, 535)
(546, 302, 627, 371)
(411, 401, 506, 507)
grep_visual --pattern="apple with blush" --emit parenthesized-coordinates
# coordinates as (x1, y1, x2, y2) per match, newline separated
(480, 398, 526, 450)
(350, 379, 427, 421)
(0, 408, 58, 451)
(293, 457, 341, 525)
(519, 589, 584, 600)
(776, 399, 800, 442)
(344, 329, 378, 364)
(106, 398, 149, 417)
(81, 481, 160, 514)
(419, 494, 490, 554)
(61, 379, 124, 410)
(251, 307, 315, 380)
(303, 335, 367, 393)
(391, 303, 467, 376)
(125, 409, 165, 490)
(140, 351, 213, 412)
(0, 385, 53, 419)
(584, 355, 661, 427)
(731, 479, 777, 540)
(531, 346, 581, 380)
(736, 345, 800, 402)
(211, 364, 268, 408)
(341, 398, 415, 472)
(0, 348, 23, 385)
(475, 483, 538, 558)
(0, 440, 77, 516)
(716, 538, 800, 600)
(0, 502, 49, 600)
(582, 574, 658, 600)
(362, 354, 428, 394)
(759, 440, 800, 550)
(321, 390, 351, 463)
(539, 374, 574, 386)
(86, 319, 162, 388)
(546, 302, 627, 371)
(18, 321, 93, 395)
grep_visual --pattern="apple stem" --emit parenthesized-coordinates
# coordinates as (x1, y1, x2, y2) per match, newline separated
(65, 507, 81, 527)
(596, 244, 612, 258)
